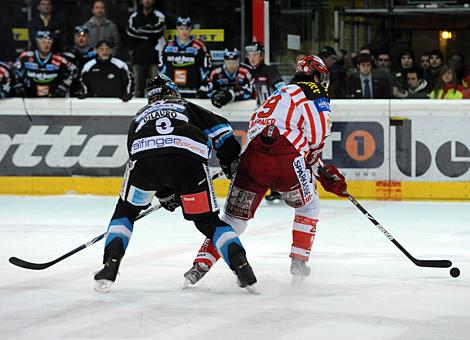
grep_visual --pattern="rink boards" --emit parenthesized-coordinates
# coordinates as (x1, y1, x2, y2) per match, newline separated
(0, 98, 469, 200)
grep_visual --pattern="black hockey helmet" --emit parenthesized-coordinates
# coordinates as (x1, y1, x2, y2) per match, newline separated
(245, 42, 264, 55)
(224, 48, 240, 60)
(176, 17, 192, 27)
(145, 74, 180, 103)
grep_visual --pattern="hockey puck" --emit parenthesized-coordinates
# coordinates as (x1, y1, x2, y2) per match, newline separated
(450, 267, 460, 278)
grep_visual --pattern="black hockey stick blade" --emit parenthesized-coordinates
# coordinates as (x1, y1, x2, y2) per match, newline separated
(413, 259, 452, 268)
(9, 256, 56, 270)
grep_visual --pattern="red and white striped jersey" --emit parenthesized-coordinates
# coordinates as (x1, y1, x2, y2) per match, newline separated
(246, 81, 332, 158)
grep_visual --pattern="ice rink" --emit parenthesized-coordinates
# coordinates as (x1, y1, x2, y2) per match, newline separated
(1, 195, 469, 340)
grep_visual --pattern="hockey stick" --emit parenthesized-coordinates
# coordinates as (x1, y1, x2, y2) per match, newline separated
(318, 167, 452, 268)
(9, 170, 226, 270)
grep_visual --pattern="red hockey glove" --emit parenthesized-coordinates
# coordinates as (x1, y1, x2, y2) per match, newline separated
(316, 164, 348, 197)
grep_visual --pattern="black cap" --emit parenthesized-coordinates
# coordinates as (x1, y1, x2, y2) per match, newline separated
(176, 17, 192, 27)
(74, 26, 89, 35)
(95, 39, 113, 48)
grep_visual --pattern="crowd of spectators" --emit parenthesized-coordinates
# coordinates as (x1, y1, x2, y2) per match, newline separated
(1, 0, 469, 103)
(321, 45, 470, 99)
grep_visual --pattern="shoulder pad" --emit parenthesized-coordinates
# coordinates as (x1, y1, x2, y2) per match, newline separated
(295, 81, 329, 100)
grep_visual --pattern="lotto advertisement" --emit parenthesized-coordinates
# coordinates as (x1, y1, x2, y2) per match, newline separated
(0, 98, 468, 199)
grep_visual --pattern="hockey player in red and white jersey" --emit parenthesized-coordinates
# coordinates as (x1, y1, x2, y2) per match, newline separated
(183, 55, 348, 286)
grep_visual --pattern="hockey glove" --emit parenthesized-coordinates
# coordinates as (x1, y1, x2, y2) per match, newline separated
(158, 193, 180, 212)
(51, 85, 68, 98)
(316, 164, 348, 197)
(211, 90, 233, 108)
(220, 158, 239, 180)
(121, 94, 132, 102)
(217, 136, 241, 179)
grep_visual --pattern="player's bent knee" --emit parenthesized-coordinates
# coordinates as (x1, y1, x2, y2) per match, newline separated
(221, 213, 247, 235)
(193, 212, 221, 239)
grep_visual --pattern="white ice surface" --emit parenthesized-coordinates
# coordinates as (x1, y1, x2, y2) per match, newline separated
(1, 195, 469, 340)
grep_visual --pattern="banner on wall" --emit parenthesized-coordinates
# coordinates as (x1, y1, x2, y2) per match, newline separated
(0, 99, 469, 182)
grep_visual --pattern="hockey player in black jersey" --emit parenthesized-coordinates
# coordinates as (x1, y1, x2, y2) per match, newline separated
(160, 17, 212, 98)
(245, 42, 286, 106)
(62, 26, 96, 96)
(94, 74, 257, 293)
(199, 48, 254, 108)
(13, 31, 73, 97)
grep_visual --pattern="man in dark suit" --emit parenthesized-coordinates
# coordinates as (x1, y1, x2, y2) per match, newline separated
(346, 53, 391, 99)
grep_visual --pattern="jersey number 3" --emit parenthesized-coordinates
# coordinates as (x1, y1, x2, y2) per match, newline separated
(155, 117, 174, 134)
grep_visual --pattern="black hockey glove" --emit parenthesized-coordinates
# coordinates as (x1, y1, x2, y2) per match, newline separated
(51, 85, 68, 98)
(220, 158, 239, 179)
(217, 136, 241, 179)
(211, 90, 233, 108)
(121, 93, 132, 102)
(158, 193, 180, 212)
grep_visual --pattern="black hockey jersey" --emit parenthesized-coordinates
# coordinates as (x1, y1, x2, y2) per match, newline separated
(13, 50, 73, 97)
(200, 63, 254, 101)
(129, 98, 235, 162)
(62, 45, 96, 96)
(0, 61, 12, 98)
(160, 38, 211, 96)
(251, 62, 286, 105)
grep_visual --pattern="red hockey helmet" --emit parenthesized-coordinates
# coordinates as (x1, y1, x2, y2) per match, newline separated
(296, 55, 330, 86)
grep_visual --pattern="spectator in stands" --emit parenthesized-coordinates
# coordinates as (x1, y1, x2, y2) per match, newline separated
(426, 49, 443, 90)
(29, 0, 66, 52)
(79, 40, 133, 101)
(160, 17, 211, 98)
(14, 31, 73, 98)
(392, 48, 414, 98)
(0, 12, 15, 65)
(83, 0, 120, 56)
(420, 52, 430, 72)
(127, 0, 165, 97)
(429, 64, 464, 99)
(448, 52, 467, 83)
(63, 26, 97, 96)
(319, 46, 347, 98)
(461, 72, 470, 99)
(394, 68, 428, 99)
(376, 51, 391, 74)
(245, 42, 285, 105)
(346, 53, 391, 99)
(0, 61, 12, 98)
(199, 48, 254, 108)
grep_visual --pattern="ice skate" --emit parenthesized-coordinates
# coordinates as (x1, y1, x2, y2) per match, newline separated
(290, 258, 311, 285)
(94, 258, 121, 293)
(183, 262, 210, 288)
(231, 252, 259, 295)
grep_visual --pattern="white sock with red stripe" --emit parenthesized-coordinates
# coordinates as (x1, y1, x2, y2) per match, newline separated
(193, 237, 221, 268)
(290, 214, 318, 261)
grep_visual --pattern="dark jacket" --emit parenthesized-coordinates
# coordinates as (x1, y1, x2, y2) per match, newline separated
(127, 9, 165, 64)
(80, 57, 134, 99)
(346, 74, 391, 99)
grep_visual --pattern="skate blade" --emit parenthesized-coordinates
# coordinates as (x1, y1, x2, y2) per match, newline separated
(95, 279, 114, 293)
(291, 274, 307, 286)
(182, 278, 192, 289)
(244, 283, 260, 295)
